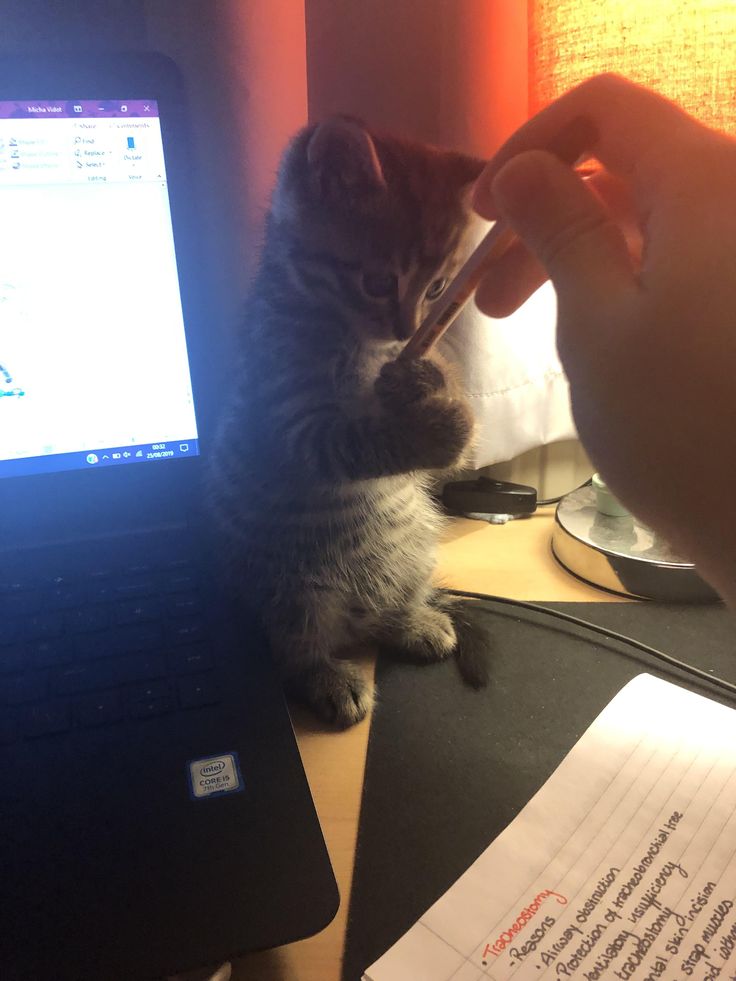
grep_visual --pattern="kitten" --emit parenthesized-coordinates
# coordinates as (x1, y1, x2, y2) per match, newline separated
(208, 117, 488, 728)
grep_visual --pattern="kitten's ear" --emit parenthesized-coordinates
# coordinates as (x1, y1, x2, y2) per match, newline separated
(453, 153, 486, 188)
(306, 118, 387, 202)
(451, 153, 487, 209)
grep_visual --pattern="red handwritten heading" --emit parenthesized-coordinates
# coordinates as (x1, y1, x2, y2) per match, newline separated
(483, 889, 568, 959)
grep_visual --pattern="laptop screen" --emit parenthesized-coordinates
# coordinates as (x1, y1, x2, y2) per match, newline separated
(0, 99, 199, 480)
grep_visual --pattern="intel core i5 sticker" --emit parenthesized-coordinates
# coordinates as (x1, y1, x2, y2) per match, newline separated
(188, 753, 243, 799)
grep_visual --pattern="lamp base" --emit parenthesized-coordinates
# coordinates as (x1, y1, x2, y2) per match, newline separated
(551, 485, 720, 603)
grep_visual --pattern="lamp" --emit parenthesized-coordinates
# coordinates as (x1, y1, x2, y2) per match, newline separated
(529, 0, 736, 136)
(528, 0, 732, 601)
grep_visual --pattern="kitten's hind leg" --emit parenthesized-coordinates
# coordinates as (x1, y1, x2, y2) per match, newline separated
(376, 589, 491, 687)
(431, 591, 491, 689)
(266, 592, 374, 729)
(285, 657, 373, 729)
(375, 588, 457, 664)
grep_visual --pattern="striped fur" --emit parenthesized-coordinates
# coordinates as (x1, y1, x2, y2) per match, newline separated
(209, 118, 486, 727)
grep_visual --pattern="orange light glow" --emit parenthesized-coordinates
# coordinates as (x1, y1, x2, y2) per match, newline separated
(529, 0, 736, 135)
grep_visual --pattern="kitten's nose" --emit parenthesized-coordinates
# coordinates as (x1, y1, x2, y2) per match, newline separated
(394, 308, 418, 340)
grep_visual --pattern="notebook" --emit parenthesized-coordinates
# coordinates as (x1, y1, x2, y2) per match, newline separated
(0, 52, 337, 981)
(364, 674, 736, 980)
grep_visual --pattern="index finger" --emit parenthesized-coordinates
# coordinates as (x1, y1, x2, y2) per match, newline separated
(473, 73, 700, 220)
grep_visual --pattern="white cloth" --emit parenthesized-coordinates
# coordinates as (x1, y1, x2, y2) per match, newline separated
(440, 280, 578, 468)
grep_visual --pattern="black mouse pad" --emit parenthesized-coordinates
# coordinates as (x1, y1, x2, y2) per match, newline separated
(342, 599, 736, 981)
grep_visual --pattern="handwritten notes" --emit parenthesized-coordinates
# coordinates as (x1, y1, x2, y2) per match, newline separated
(363, 674, 736, 981)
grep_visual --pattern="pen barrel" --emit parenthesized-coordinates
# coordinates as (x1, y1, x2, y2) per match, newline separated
(399, 298, 465, 360)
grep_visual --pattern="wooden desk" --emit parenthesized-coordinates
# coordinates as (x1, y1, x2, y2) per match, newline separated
(229, 509, 623, 981)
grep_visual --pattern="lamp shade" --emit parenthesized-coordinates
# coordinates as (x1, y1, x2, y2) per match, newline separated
(529, 0, 736, 135)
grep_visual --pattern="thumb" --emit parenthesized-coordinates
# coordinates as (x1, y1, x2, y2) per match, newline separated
(490, 150, 635, 314)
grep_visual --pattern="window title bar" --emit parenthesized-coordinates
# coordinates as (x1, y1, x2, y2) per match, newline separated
(0, 100, 159, 119)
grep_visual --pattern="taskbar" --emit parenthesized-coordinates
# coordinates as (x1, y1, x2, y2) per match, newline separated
(0, 438, 200, 479)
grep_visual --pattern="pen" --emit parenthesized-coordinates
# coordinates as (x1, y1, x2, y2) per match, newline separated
(399, 115, 598, 361)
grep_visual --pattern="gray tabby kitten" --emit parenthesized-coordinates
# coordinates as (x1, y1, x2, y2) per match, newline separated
(209, 117, 487, 727)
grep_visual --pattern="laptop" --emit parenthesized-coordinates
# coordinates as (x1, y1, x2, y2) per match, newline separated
(0, 52, 338, 980)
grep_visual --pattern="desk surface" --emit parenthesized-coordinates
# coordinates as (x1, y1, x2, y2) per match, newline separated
(228, 509, 624, 981)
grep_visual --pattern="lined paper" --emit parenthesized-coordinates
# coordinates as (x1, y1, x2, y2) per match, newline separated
(363, 675, 736, 981)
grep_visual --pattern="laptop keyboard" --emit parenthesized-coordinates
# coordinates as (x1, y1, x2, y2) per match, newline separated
(0, 559, 220, 745)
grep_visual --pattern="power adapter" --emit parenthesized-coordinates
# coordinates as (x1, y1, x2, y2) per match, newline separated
(442, 476, 537, 524)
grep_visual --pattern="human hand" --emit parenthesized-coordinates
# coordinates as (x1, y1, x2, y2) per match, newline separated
(472, 73, 736, 604)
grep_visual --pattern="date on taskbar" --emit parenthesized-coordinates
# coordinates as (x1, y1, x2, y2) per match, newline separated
(0, 440, 200, 479)
(85, 441, 199, 466)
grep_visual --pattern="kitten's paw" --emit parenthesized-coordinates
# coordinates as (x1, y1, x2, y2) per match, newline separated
(375, 356, 446, 406)
(406, 397, 475, 470)
(376, 356, 474, 470)
(286, 661, 374, 729)
(388, 606, 457, 663)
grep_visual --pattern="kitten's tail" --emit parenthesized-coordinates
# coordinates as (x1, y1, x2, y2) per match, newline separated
(432, 590, 491, 689)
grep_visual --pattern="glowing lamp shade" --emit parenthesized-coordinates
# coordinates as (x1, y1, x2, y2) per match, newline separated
(529, 0, 736, 136)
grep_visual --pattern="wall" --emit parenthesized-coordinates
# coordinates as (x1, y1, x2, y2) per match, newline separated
(306, 0, 528, 156)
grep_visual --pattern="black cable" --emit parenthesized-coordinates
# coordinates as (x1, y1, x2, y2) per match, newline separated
(445, 588, 736, 701)
(535, 475, 593, 507)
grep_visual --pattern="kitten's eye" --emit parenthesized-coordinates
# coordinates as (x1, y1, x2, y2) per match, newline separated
(362, 272, 398, 298)
(426, 277, 448, 301)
